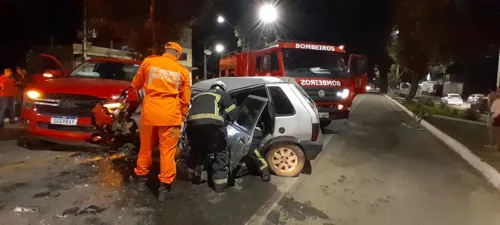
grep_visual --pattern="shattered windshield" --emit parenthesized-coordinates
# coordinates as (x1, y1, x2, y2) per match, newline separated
(70, 61, 140, 81)
(282, 49, 348, 78)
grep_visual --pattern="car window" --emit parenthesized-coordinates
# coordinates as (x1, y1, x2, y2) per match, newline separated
(70, 61, 140, 81)
(449, 94, 461, 98)
(235, 97, 266, 133)
(269, 86, 295, 115)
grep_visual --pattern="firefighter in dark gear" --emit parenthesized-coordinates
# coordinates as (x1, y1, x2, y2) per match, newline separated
(186, 80, 237, 192)
(246, 124, 271, 182)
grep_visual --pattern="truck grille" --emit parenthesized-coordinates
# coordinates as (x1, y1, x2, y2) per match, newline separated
(35, 94, 103, 118)
(303, 87, 343, 101)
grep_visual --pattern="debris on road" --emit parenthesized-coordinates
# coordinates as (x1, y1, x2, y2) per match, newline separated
(77, 205, 106, 215)
(13, 206, 39, 212)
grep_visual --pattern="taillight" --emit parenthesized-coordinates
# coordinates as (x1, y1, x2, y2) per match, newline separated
(311, 123, 320, 141)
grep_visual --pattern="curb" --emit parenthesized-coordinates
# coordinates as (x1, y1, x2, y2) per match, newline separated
(384, 95, 500, 190)
(430, 114, 487, 127)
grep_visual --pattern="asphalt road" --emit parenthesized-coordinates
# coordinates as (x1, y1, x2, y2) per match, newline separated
(263, 94, 500, 225)
(1, 94, 500, 225)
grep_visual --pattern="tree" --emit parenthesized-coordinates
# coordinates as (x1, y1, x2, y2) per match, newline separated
(86, 0, 212, 57)
(390, 0, 500, 100)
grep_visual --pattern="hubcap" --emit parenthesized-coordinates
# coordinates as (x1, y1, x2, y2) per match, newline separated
(271, 147, 298, 172)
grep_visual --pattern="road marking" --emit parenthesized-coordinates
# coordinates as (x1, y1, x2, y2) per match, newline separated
(245, 95, 366, 225)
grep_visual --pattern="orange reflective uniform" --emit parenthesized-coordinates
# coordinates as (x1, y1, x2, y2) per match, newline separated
(132, 52, 191, 184)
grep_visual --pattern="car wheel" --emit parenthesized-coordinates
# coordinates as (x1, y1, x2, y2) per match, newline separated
(266, 143, 305, 177)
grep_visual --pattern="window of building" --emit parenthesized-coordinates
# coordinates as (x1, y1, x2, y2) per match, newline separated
(269, 86, 295, 115)
(229, 69, 236, 77)
(220, 70, 226, 77)
(180, 53, 188, 61)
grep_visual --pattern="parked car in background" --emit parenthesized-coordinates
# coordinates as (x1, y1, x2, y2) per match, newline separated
(18, 57, 141, 148)
(91, 77, 323, 177)
(471, 98, 488, 114)
(441, 93, 463, 105)
(467, 94, 486, 103)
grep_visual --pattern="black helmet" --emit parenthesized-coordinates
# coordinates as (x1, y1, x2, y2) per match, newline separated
(210, 81, 227, 91)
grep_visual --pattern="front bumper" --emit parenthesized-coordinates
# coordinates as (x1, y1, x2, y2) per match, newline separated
(21, 106, 96, 144)
(298, 140, 323, 160)
(318, 107, 350, 121)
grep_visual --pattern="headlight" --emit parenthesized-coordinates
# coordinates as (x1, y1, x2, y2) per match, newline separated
(336, 89, 350, 99)
(366, 86, 371, 91)
(43, 73, 53, 78)
(26, 90, 41, 100)
(103, 102, 123, 109)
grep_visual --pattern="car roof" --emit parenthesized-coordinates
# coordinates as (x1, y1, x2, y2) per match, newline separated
(193, 77, 295, 92)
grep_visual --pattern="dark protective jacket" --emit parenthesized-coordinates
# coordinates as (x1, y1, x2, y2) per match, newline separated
(187, 89, 237, 126)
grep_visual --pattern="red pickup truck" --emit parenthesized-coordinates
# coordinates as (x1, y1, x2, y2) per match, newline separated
(19, 56, 141, 148)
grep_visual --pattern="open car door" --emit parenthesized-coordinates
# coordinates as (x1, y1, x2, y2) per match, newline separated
(348, 54, 368, 96)
(226, 95, 268, 172)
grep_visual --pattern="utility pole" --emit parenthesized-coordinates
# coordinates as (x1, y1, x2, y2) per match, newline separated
(150, 0, 157, 55)
(203, 43, 208, 80)
(82, 0, 88, 60)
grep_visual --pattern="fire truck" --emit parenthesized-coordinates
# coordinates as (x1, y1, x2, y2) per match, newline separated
(219, 41, 368, 128)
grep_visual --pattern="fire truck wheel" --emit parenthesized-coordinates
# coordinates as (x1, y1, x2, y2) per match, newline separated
(320, 121, 331, 129)
(266, 143, 305, 177)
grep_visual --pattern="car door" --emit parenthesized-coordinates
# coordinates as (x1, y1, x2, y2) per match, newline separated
(226, 95, 268, 171)
(348, 54, 368, 96)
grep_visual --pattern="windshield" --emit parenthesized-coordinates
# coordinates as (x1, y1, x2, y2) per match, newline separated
(70, 61, 140, 81)
(449, 94, 461, 98)
(282, 49, 348, 78)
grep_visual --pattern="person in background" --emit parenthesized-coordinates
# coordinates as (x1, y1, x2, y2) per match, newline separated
(487, 87, 500, 149)
(0, 69, 17, 127)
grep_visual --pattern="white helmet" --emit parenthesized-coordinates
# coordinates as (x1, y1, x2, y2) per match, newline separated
(210, 80, 227, 91)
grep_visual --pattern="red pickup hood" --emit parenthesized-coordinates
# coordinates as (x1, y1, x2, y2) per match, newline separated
(27, 77, 131, 99)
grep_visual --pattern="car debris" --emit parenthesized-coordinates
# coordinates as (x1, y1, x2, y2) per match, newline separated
(13, 206, 39, 212)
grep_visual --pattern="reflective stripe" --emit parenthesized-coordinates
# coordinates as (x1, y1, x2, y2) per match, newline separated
(147, 67, 156, 86)
(190, 92, 222, 122)
(254, 149, 268, 171)
(188, 113, 224, 121)
(225, 104, 236, 113)
(255, 127, 261, 131)
(174, 72, 180, 91)
(213, 178, 228, 184)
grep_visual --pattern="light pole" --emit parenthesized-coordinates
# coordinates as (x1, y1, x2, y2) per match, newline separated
(82, 0, 88, 60)
(497, 47, 500, 88)
(203, 43, 225, 80)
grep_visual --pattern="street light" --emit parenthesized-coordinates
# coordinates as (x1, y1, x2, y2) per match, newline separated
(217, 15, 225, 24)
(259, 3, 278, 23)
(215, 44, 225, 53)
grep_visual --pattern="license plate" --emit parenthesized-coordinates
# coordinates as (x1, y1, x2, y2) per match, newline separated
(319, 112, 330, 119)
(50, 116, 78, 126)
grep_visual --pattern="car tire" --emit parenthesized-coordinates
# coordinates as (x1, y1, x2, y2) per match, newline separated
(266, 143, 305, 177)
(320, 121, 331, 129)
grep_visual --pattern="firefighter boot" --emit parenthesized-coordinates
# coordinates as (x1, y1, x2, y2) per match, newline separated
(213, 183, 228, 193)
(158, 183, 173, 202)
(135, 176, 148, 192)
(261, 170, 271, 182)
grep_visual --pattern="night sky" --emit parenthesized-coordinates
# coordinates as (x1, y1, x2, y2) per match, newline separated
(0, 0, 391, 78)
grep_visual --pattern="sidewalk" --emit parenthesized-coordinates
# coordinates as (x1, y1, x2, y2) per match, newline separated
(426, 116, 500, 172)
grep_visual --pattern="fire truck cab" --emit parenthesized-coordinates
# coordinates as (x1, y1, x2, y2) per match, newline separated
(219, 41, 368, 128)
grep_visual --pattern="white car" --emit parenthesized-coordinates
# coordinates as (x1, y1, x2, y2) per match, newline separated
(467, 94, 485, 103)
(441, 93, 463, 105)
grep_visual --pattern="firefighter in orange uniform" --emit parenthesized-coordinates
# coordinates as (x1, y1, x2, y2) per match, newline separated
(131, 42, 191, 201)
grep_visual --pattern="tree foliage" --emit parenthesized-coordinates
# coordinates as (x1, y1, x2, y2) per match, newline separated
(389, 0, 500, 100)
(87, 0, 212, 56)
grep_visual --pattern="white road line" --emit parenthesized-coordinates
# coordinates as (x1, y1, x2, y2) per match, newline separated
(245, 95, 366, 225)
